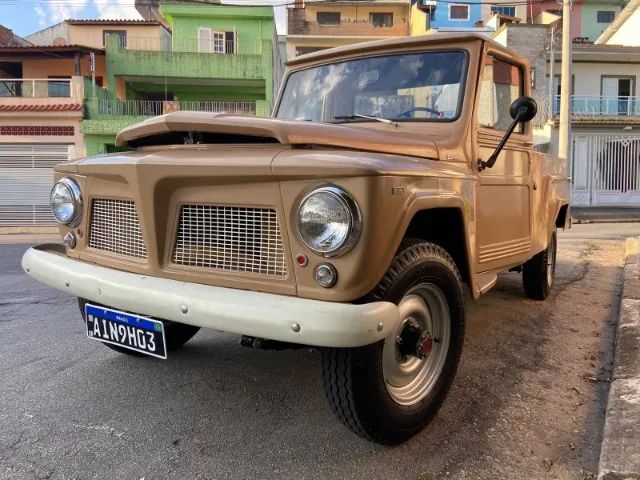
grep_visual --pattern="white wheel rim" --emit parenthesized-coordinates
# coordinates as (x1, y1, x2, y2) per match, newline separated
(382, 284, 451, 406)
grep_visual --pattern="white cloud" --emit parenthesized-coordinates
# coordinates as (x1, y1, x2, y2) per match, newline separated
(94, 0, 142, 19)
(34, 0, 89, 24)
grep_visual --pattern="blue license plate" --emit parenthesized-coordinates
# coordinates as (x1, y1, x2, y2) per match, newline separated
(85, 304, 167, 359)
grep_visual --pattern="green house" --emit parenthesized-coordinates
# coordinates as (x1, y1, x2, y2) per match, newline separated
(81, 3, 281, 155)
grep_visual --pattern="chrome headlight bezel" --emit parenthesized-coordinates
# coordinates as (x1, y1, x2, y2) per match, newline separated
(50, 177, 82, 226)
(296, 185, 362, 257)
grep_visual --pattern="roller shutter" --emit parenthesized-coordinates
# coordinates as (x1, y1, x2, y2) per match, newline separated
(0, 144, 71, 226)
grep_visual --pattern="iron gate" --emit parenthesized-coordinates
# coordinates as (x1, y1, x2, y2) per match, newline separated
(571, 133, 640, 206)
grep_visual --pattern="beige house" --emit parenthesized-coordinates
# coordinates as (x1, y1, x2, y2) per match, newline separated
(286, 0, 410, 60)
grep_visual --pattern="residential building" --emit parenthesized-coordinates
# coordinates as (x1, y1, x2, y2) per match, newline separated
(0, 44, 103, 225)
(77, 3, 280, 155)
(286, 0, 410, 59)
(0, 25, 31, 47)
(580, 0, 626, 42)
(409, 0, 513, 37)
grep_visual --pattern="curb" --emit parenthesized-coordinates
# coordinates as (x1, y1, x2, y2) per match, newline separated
(598, 237, 640, 480)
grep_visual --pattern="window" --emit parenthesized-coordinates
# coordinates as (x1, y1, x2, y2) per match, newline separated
(370, 12, 393, 27)
(491, 5, 516, 17)
(597, 10, 615, 23)
(449, 4, 469, 20)
(317, 12, 341, 25)
(198, 28, 234, 54)
(477, 55, 524, 131)
(103, 30, 126, 47)
(277, 51, 467, 122)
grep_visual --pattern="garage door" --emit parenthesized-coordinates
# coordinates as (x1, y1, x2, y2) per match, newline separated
(0, 144, 71, 226)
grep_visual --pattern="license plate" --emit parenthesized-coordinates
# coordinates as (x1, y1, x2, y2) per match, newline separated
(85, 304, 167, 359)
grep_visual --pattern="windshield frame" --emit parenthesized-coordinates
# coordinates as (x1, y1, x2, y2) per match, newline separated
(274, 48, 470, 124)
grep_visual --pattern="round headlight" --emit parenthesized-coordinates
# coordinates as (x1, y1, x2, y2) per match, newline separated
(50, 177, 82, 226)
(297, 186, 361, 256)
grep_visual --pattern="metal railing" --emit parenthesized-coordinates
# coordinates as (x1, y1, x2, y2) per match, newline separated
(0, 78, 72, 98)
(106, 35, 260, 55)
(97, 99, 259, 117)
(552, 95, 640, 116)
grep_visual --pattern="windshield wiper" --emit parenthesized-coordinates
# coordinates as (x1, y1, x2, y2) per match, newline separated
(333, 114, 397, 127)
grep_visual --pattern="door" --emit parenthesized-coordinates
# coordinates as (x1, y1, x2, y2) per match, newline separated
(475, 54, 532, 272)
(602, 76, 634, 115)
(0, 144, 71, 225)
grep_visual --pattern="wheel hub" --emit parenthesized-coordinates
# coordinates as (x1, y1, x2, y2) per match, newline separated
(396, 318, 434, 360)
(382, 284, 452, 406)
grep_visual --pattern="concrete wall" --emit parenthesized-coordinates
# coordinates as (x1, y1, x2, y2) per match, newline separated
(68, 24, 166, 49)
(25, 22, 69, 46)
(21, 56, 107, 87)
(493, 24, 550, 114)
(0, 112, 86, 158)
(607, 6, 640, 45)
(581, 2, 623, 42)
(557, 62, 640, 96)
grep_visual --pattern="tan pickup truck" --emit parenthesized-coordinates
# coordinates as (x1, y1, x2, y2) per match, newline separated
(23, 33, 569, 444)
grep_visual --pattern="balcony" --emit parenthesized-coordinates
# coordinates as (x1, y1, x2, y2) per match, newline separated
(105, 36, 269, 83)
(89, 99, 271, 117)
(0, 77, 84, 109)
(288, 9, 409, 37)
(552, 95, 640, 117)
(108, 35, 263, 56)
(81, 98, 272, 137)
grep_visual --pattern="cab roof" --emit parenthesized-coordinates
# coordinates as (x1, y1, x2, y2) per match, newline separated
(285, 32, 527, 69)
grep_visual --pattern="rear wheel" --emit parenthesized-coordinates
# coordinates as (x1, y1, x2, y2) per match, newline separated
(522, 230, 557, 300)
(78, 298, 200, 357)
(322, 241, 465, 444)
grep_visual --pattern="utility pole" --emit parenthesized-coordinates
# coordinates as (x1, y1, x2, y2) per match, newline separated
(558, 0, 572, 160)
(548, 25, 555, 122)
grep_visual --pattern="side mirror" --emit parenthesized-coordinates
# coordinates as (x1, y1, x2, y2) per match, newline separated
(510, 96, 537, 123)
(479, 96, 538, 171)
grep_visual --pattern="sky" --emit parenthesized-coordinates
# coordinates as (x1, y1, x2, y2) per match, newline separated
(0, 0, 287, 37)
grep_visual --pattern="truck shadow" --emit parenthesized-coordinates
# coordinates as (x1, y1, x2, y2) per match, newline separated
(67, 250, 618, 479)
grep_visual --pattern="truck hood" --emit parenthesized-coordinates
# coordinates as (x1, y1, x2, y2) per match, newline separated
(115, 111, 440, 161)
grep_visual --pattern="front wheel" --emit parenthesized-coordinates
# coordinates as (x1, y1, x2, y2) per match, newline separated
(78, 298, 200, 357)
(522, 230, 557, 300)
(322, 241, 465, 444)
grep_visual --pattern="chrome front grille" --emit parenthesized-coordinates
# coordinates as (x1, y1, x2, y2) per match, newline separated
(88, 199, 148, 259)
(172, 205, 288, 277)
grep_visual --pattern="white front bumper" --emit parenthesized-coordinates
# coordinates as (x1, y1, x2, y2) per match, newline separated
(22, 245, 399, 348)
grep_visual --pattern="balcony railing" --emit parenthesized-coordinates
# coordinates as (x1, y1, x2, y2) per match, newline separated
(552, 95, 640, 116)
(0, 78, 72, 98)
(93, 99, 270, 117)
(106, 35, 262, 55)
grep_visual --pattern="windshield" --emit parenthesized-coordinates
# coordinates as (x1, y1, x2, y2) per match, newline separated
(276, 50, 467, 123)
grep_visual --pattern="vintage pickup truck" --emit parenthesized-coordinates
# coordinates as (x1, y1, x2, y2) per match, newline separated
(23, 33, 569, 444)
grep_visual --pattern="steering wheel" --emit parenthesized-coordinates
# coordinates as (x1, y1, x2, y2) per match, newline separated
(397, 107, 443, 119)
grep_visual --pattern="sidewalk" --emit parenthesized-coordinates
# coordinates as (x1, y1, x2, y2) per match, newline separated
(0, 233, 60, 244)
(598, 237, 640, 479)
(572, 207, 640, 224)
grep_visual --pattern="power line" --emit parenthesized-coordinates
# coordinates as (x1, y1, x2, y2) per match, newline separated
(0, 0, 571, 7)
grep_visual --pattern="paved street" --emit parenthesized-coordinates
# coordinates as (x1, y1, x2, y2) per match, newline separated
(2, 223, 640, 480)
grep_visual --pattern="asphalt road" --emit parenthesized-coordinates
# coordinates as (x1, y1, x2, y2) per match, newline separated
(2, 223, 640, 480)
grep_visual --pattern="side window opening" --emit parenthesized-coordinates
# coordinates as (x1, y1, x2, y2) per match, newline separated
(477, 55, 524, 132)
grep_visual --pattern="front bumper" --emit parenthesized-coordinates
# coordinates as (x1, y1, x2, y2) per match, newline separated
(22, 245, 399, 348)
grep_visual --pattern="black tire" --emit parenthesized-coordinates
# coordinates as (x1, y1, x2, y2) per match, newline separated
(322, 241, 466, 445)
(522, 230, 557, 300)
(78, 298, 200, 357)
